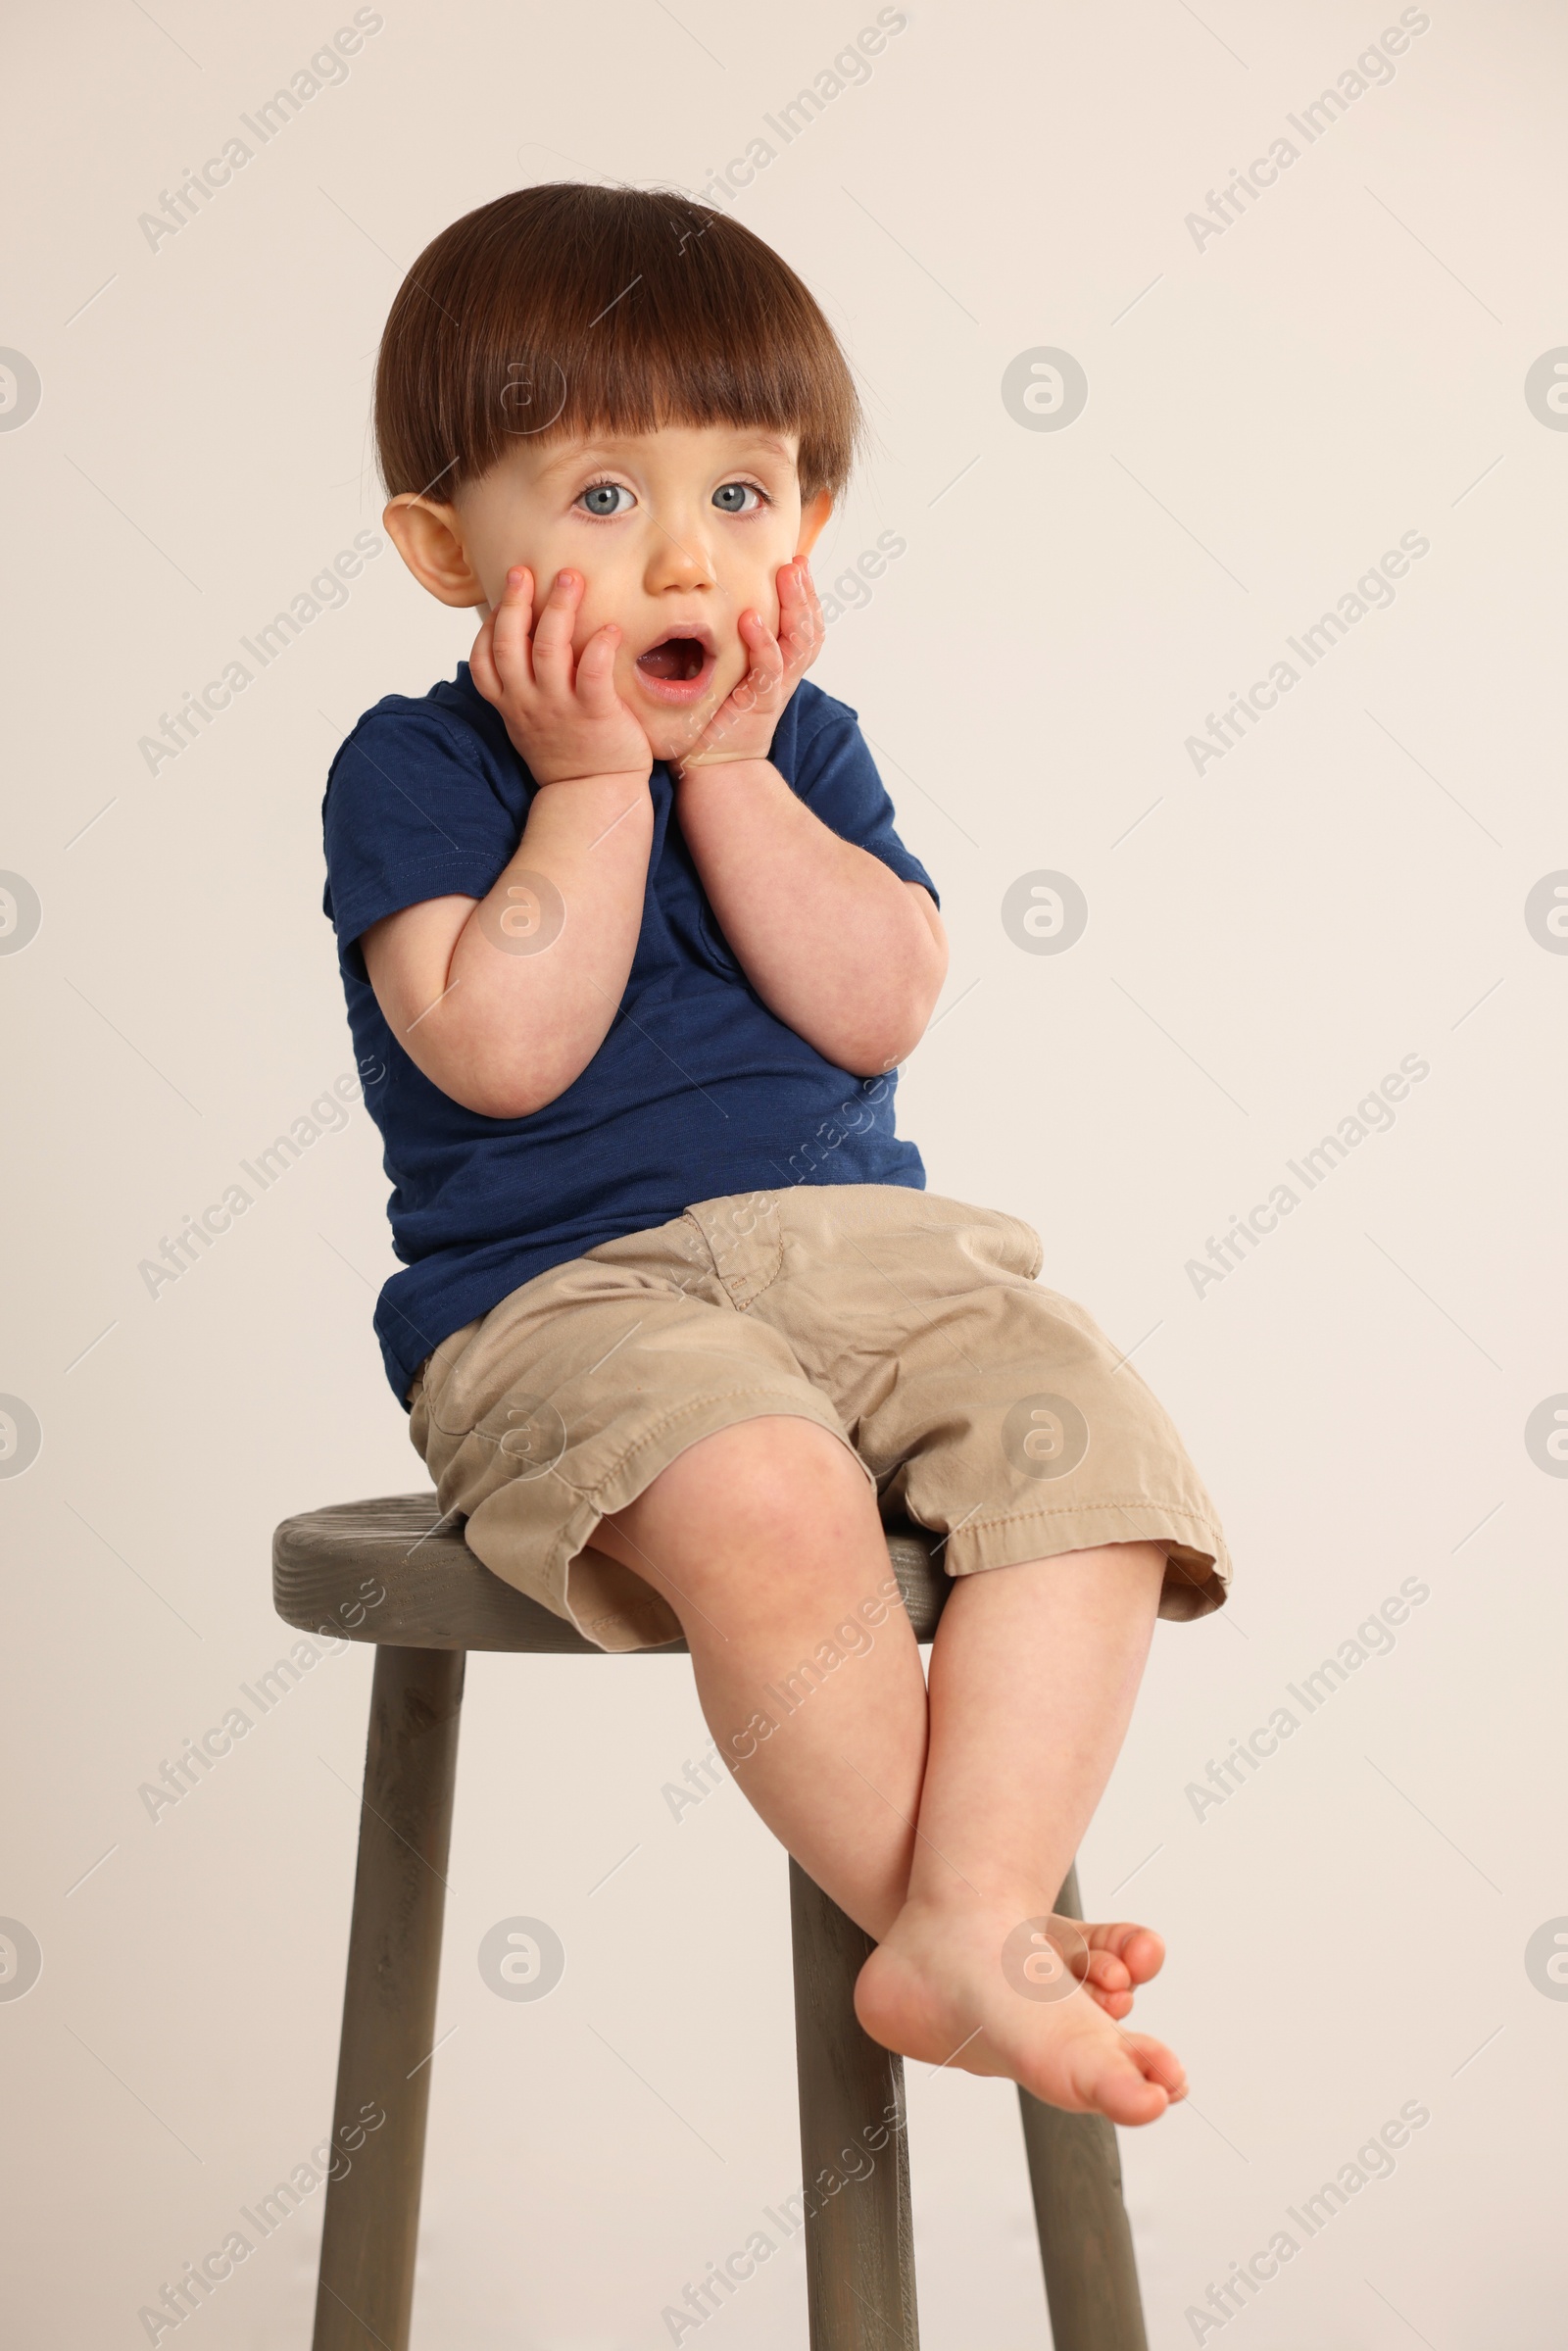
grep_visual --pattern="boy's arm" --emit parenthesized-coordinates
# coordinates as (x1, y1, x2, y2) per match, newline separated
(675, 762, 947, 1075)
(362, 769, 652, 1119)
(362, 565, 655, 1120)
(672, 560, 948, 1076)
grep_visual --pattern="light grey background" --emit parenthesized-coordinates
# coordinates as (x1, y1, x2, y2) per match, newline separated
(3, 1, 1564, 2343)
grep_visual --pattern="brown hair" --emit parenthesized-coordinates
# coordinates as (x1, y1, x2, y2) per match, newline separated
(374, 183, 862, 505)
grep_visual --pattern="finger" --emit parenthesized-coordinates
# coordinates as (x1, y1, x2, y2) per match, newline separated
(735, 608, 785, 707)
(488, 565, 537, 695)
(573, 621, 623, 713)
(778, 558, 824, 671)
(775, 555, 808, 635)
(532, 566, 582, 694)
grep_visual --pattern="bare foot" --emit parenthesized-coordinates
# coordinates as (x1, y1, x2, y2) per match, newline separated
(854, 1894, 1186, 2126)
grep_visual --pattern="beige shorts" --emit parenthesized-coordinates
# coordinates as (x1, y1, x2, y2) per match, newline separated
(406, 1184, 1231, 1652)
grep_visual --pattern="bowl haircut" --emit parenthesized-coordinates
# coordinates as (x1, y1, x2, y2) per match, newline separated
(374, 182, 863, 506)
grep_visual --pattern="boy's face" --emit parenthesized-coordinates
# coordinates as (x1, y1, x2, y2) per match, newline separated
(394, 423, 831, 762)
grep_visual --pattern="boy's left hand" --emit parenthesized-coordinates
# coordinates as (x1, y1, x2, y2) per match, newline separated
(671, 558, 824, 776)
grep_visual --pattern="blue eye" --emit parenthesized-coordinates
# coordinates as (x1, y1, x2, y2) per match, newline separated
(577, 481, 634, 516)
(712, 480, 764, 514)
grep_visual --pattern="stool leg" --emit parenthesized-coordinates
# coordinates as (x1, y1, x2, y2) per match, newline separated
(311, 1645, 466, 2351)
(1017, 1864, 1149, 2351)
(789, 1858, 920, 2350)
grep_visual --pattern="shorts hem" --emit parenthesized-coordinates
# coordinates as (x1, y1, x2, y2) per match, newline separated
(940, 1499, 1230, 1622)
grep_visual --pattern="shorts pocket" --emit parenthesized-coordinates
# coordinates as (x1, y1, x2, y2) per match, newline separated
(921, 1193, 1045, 1284)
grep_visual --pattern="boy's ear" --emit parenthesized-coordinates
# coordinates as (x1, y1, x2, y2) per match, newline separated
(796, 488, 833, 561)
(382, 494, 488, 609)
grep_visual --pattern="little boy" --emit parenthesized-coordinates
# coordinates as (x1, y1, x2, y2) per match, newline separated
(322, 182, 1231, 2125)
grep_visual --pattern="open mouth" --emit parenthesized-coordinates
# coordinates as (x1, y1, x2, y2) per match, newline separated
(637, 635, 707, 682)
(633, 628, 716, 702)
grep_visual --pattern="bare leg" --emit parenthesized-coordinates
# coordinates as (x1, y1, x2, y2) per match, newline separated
(855, 1541, 1185, 2125)
(593, 1417, 1183, 2122)
(592, 1415, 929, 1935)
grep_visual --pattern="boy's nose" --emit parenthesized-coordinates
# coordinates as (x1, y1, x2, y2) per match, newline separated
(641, 514, 717, 596)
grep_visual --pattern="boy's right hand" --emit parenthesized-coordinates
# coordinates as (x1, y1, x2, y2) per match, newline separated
(469, 565, 652, 786)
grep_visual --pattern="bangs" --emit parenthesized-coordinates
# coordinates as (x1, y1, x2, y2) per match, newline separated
(375, 184, 862, 504)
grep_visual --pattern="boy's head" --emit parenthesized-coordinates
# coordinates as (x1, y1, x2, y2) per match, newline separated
(375, 184, 862, 756)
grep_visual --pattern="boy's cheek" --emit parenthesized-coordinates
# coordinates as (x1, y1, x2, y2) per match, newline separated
(573, 607, 615, 660)
(572, 590, 644, 667)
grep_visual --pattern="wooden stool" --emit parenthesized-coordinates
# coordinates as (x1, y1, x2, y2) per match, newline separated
(274, 1493, 1150, 2350)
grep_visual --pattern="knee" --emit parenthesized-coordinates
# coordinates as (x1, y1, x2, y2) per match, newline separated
(701, 1415, 871, 1551)
(635, 1414, 878, 1598)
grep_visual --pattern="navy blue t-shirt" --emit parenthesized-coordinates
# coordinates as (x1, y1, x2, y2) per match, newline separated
(321, 666, 939, 1405)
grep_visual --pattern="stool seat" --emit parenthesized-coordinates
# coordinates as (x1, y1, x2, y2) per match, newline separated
(274, 1489, 952, 1652)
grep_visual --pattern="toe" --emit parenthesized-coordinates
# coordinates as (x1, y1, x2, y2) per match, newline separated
(1081, 1952, 1137, 2020)
(1126, 2030, 1187, 2102)
(1084, 1949, 1132, 1994)
(1122, 1927, 1165, 1984)
(1102, 2071, 1172, 2128)
(1067, 2034, 1174, 2128)
(1114, 1928, 1165, 1984)
(1086, 1921, 1165, 1984)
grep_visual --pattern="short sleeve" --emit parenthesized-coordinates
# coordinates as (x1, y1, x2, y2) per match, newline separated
(322, 702, 524, 958)
(781, 686, 939, 906)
